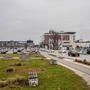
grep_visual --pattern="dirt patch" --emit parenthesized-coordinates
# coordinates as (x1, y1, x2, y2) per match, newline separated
(15, 68, 30, 74)
(15, 67, 46, 74)
(12, 57, 20, 60)
(47, 73, 53, 79)
(30, 68, 46, 73)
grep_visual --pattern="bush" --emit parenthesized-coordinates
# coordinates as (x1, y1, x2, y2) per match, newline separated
(75, 59, 90, 65)
(16, 77, 28, 86)
(83, 59, 90, 65)
(7, 78, 17, 86)
(6, 67, 15, 73)
(0, 77, 29, 88)
(15, 62, 22, 66)
(10, 62, 23, 67)
(83, 59, 87, 64)
(7, 76, 28, 86)
(75, 59, 78, 62)
(50, 59, 57, 65)
(3, 54, 12, 60)
(0, 80, 8, 88)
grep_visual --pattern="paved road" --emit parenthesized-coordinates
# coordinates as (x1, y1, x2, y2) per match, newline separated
(58, 53, 90, 62)
(57, 53, 90, 62)
(54, 50, 90, 62)
(40, 51, 90, 75)
(67, 54, 90, 62)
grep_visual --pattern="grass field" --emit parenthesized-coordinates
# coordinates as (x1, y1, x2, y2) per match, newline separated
(0, 53, 90, 90)
(0, 54, 20, 57)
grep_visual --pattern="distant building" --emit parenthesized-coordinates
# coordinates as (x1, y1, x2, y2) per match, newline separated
(75, 40, 90, 48)
(0, 40, 34, 48)
(41, 30, 76, 49)
(27, 40, 33, 45)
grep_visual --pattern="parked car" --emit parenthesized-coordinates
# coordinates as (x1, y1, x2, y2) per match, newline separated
(58, 47, 68, 53)
(68, 50, 80, 57)
(17, 48, 23, 52)
(0, 48, 2, 53)
(46, 49, 54, 53)
(1, 49, 7, 54)
(87, 48, 90, 54)
(13, 49, 18, 54)
(58, 49, 67, 53)
(79, 48, 87, 55)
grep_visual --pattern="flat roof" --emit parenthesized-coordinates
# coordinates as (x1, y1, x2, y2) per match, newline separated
(75, 41, 90, 43)
(59, 32, 76, 34)
(45, 32, 76, 34)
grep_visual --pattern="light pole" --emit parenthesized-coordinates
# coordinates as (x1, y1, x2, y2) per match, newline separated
(59, 34, 63, 55)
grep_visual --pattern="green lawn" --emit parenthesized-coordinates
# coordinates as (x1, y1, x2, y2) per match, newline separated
(0, 54, 90, 90)
(0, 54, 19, 57)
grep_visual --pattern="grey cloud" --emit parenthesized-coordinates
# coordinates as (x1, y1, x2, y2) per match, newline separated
(0, 0, 90, 44)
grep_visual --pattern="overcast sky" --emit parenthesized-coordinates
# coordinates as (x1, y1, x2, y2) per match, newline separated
(0, 0, 90, 44)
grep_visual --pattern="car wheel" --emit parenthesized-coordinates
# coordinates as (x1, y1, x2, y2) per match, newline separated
(68, 53, 70, 56)
(78, 54, 80, 57)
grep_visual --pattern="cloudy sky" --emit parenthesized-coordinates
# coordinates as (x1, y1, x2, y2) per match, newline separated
(0, 0, 90, 44)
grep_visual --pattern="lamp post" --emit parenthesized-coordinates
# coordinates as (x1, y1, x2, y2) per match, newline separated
(59, 34, 63, 55)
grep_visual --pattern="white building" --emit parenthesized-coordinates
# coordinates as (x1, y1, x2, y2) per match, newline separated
(75, 41, 90, 48)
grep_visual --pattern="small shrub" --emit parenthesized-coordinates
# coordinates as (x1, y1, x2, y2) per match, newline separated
(78, 60, 82, 63)
(50, 59, 57, 65)
(10, 62, 23, 67)
(6, 67, 15, 73)
(75, 59, 78, 62)
(0, 77, 29, 88)
(16, 77, 28, 86)
(83, 59, 87, 64)
(15, 63, 22, 66)
(86, 62, 90, 65)
(0, 80, 8, 88)
(7, 78, 17, 86)
(75, 59, 90, 65)
(3, 54, 12, 60)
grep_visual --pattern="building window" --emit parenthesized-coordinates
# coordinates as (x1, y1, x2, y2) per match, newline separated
(62, 35, 69, 41)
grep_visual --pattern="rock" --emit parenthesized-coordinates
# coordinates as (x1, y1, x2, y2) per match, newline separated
(28, 71, 38, 87)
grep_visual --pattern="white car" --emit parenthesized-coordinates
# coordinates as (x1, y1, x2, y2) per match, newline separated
(58, 49, 67, 53)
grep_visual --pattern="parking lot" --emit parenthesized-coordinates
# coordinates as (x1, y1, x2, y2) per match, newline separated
(0, 47, 39, 54)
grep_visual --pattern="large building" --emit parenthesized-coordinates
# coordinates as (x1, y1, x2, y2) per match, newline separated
(0, 40, 34, 48)
(41, 30, 76, 49)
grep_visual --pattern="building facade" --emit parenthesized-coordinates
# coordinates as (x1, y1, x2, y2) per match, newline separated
(41, 30, 76, 50)
(0, 40, 34, 48)
(75, 41, 90, 48)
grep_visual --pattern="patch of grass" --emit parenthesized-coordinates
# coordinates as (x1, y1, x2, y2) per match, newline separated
(0, 54, 89, 90)
(0, 54, 19, 57)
